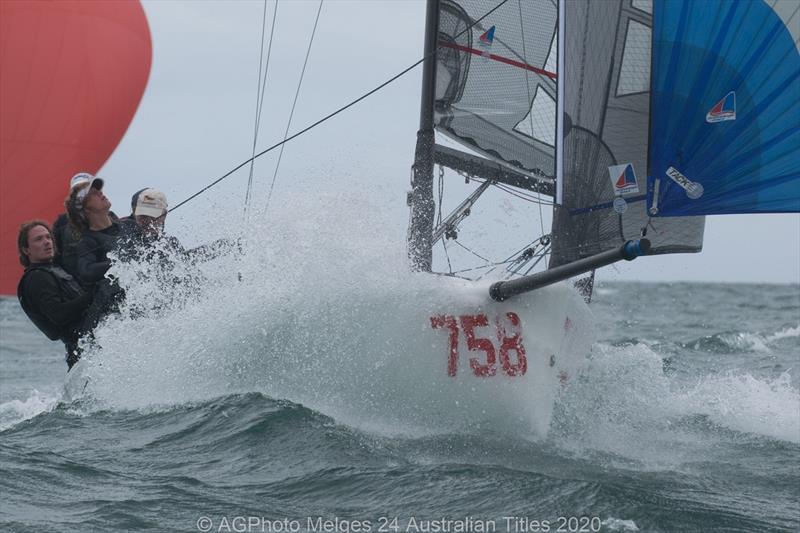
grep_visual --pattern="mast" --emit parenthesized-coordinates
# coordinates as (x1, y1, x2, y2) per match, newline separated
(407, 0, 440, 272)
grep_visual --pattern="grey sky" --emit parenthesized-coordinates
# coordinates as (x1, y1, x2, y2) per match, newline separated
(99, 0, 799, 284)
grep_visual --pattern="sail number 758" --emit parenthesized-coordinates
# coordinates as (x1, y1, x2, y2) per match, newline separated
(430, 312, 527, 377)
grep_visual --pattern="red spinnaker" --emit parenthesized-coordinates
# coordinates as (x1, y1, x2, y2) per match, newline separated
(0, 0, 151, 295)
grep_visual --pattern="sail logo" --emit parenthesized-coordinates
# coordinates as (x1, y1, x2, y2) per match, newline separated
(608, 163, 639, 195)
(666, 166, 704, 199)
(706, 91, 736, 123)
(479, 26, 495, 47)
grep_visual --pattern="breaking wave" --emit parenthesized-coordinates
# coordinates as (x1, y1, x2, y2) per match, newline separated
(0, 390, 59, 431)
(550, 342, 800, 466)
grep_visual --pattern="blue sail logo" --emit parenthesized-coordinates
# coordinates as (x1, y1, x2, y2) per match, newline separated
(479, 26, 495, 47)
(706, 91, 736, 123)
(608, 163, 639, 195)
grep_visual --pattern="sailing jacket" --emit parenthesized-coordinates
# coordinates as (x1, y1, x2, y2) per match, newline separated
(76, 219, 136, 285)
(17, 263, 92, 342)
(53, 211, 119, 283)
(52, 213, 83, 281)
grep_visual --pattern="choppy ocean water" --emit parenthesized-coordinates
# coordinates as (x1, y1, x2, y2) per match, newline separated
(1, 281, 798, 533)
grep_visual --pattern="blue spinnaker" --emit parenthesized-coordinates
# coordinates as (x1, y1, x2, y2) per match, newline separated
(648, 0, 800, 216)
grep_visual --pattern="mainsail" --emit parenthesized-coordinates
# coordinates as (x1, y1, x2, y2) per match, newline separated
(550, 0, 705, 268)
(408, 0, 560, 272)
(409, 0, 558, 270)
(647, 0, 800, 216)
(434, 0, 558, 184)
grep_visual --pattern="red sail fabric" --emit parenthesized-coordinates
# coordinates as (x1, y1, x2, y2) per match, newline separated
(0, 0, 151, 295)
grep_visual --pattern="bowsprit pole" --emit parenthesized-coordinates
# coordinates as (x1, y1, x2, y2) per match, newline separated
(489, 239, 651, 301)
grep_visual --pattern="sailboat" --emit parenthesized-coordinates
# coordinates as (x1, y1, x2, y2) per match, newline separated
(402, 0, 799, 431)
(27, 0, 800, 434)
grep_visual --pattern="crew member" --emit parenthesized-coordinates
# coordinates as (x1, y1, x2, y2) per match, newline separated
(128, 188, 234, 262)
(123, 187, 148, 222)
(66, 177, 134, 317)
(17, 221, 92, 369)
(67, 177, 135, 287)
(122, 188, 236, 314)
(53, 172, 117, 281)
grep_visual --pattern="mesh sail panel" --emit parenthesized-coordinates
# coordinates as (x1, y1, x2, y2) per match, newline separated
(435, 0, 557, 183)
(550, 0, 705, 268)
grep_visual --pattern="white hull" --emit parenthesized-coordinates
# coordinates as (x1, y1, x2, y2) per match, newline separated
(64, 277, 594, 438)
(225, 276, 595, 436)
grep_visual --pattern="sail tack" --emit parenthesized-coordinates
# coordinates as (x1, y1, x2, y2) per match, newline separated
(648, 0, 800, 216)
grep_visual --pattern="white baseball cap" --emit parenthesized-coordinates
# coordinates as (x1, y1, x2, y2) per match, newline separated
(74, 176, 105, 206)
(134, 188, 168, 218)
(70, 172, 94, 190)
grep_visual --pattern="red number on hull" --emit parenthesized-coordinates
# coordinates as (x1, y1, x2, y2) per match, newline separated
(497, 312, 527, 376)
(430, 315, 459, 376)
(430, 313, 528, 377)
(460, 314, 497, 376)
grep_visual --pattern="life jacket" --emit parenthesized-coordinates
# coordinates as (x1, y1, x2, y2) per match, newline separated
(17, 264, 87, 341)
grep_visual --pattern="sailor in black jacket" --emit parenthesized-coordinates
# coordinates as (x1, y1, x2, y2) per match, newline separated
(16, 221, 92, 369)
(53, 172, 118, 281)
(66, 177, 135, 294)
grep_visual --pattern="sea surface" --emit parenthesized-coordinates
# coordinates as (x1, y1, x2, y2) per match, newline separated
(1, 282, 798, 532)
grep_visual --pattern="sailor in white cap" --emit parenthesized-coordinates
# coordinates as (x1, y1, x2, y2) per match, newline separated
(53, 172, 117, 279)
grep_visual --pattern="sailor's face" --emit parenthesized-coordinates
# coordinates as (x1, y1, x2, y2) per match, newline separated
(135, 214, 166, 236)
(24, 225, 54, 263)
(83, 187, 111, 213)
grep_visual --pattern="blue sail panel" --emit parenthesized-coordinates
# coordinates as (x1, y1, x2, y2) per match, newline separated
(648, 0, 800, 216)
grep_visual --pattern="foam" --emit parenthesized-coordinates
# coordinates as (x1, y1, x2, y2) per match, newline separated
(601, 518, 639, 532)
(0, 389, 59, 431)
(718, 332, 771, 353)
(551, 341, 800, 466)
(767, 324, 800, 342)
(680, 371, 800, 443)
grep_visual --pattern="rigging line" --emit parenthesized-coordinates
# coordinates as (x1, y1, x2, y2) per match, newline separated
(463, 174, 554, 206)
(436, 166, 444, 227)
(455, 250, 536, 276)
(492, 182, 554, 206)
(244, 0, 279, 218)
(451, 239, 492, 263)
(450, 263, 507, 275)
(436, 165, 453, 274)
(244, 0, 270, 214)
(480, 240, 545, 278)
(170, 0, 511, 213)
(520, 245, 549, 276)
(264, 0, 324, 215)
(171, 57, 424, 213)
